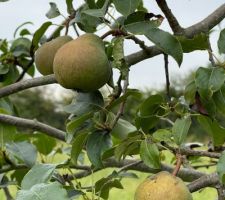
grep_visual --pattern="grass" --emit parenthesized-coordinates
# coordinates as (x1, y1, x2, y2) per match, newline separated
(0, 151, 218, 200)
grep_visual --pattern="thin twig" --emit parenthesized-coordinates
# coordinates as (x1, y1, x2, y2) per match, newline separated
(16, 58, 34, 82)
(3, 187, 13, 200)
(155, 0, 184, 34)
(101, 30, 115, 40)
(117, 160, 142, 174)
(101, 29, 150, 54)
(207, 35, 216, 67)
(110, 72, 129, 129)
(72, 24, 80, 37)
(163, 54, 170, 100)
(172, 153, 183, 176)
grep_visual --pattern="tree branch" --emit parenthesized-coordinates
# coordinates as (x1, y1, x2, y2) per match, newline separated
(0, 114, 66, 141)
(0, 75, 56, 98)
(65, 158, 205, 182)
(188, 173, 219, 193)
(126, 3, 225, 65)
(163, 54, 170, 100)
(162, 143, 221, 158)
(184, 3, 225, 38)
(125, 45, 162, 66)
(155, 0, 184, 34)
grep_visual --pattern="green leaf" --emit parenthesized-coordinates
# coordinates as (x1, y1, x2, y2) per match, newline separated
(74, 4, 102, 33)
(71, 132, 88, 164)
(13, 22, 33, 38)
(0, 39, 8, 53)
(95, 178, 123, 199)
(140, 139, 161, 169)
(197, 115, 225, 146)
(177, 33, 208, 53)
(172, 116, 191, 146)
(10, 37, 31, 57)
(213, 85, 225, 115)
(32, 133, 56, 155)
(135, 94, 164, 132)
(46, 2, 60, 19)
(6, 141, 37, 167)
(82, 0, 109, 18)
(0, 124, 16, 148)
(26, 65, 35, 77)
(21, 164, 56, 190)
(124, 21, 157, 35)
(111, 118, 136, 140)
(66, 0, 74, 14)
(217, 151, 225, 184)
(0, 0, 9, 2)
(31, 22, 52, 51)
(124, 11, 148, 25)
(16, 182, 69, 200)
(113, 0, 141, 16)
(124, 11, 160, 34)
(184, 81, 197, 104)
(86, 131, 112, 168)
(63, 90, 104, 116)
(135, 116, 159, 132)
(0, 65, 19, 85)
(66, 112, 93, 133)
(137, 0, 147, 12)
(86, 0, 96, 8)
(195, 67, 225, 98)
(152, 129, 173, 142)
(218, 28, 225, 54)
(107, 89, 142, 109)
(0, 98, 15, 114)
(112, 37, 128, 77)
(145, 28, 183, 66)
(20, 29, 31, 37)
(11, 169, 29, 185)
(139, 94, 164, 116)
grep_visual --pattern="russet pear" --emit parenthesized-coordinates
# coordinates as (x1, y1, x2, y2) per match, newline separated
(135, 171, 193, 200)
(35, 36, 73, 75)
(53, 33, 111, 92)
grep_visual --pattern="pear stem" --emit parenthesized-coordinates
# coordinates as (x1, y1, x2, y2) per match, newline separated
(172, 153, 183, 176)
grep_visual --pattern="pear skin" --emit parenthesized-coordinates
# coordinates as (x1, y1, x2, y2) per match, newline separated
(53, 33, 111, 92)
(135, 171, 193, 200)
(35, 36, 73, 75)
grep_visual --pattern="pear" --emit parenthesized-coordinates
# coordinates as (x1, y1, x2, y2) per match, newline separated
(135, 171, 193, 200)
(35, 36, 73, 75)
(53, 33, 111, 92)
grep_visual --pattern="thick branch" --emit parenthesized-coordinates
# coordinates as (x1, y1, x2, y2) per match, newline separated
(125, 45, 162, 66)
(103, 159, 204, 182)
(188, 173, 219, 193)
(0, 75, 56, 98)
(126, 3, 225, 65)
(155, 0, 184, 34)
(184, 3, 225, 38)
(0, 114, 66, 141)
